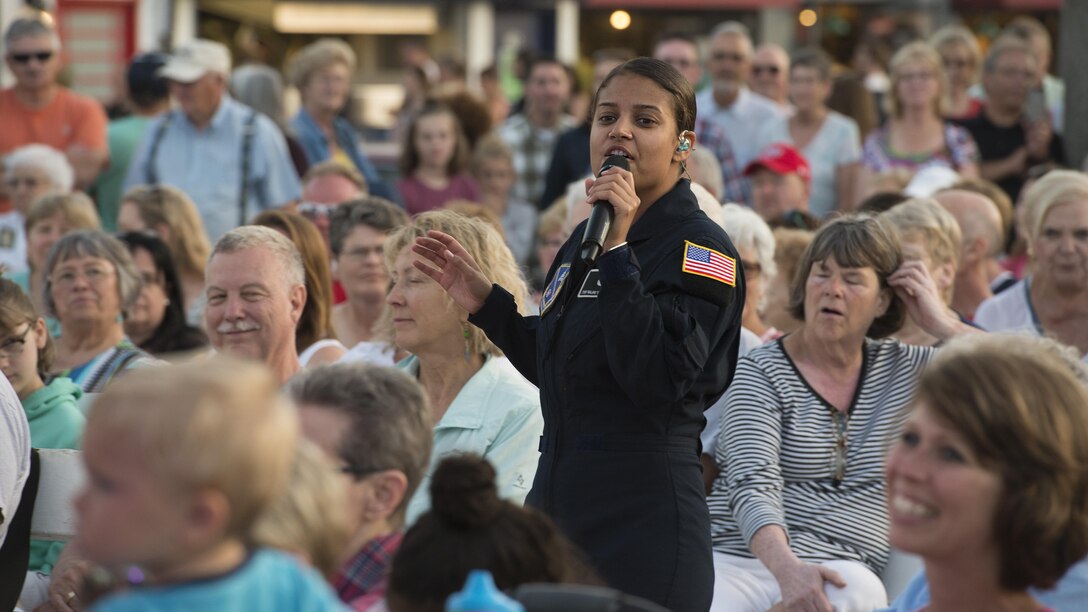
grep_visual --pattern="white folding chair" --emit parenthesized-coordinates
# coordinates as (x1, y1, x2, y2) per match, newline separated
(30, 449, 84, 542)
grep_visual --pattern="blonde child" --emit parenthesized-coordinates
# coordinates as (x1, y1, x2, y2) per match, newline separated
(396, 102, 480, 215)
(253, 439, 350, 579)
(75, 358, 345, 610)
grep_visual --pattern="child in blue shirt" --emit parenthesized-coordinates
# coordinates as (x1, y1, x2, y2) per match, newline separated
(73, 357, 345, 611)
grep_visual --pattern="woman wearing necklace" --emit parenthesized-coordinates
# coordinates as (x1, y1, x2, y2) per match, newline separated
(706, 216, 975, 612)
(857, 42, 979, 202)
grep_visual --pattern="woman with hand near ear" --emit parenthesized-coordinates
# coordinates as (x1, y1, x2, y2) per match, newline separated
(412, 58, 745, 611)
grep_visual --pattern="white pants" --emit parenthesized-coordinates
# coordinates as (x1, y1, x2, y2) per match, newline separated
(710, 552, 887, 612)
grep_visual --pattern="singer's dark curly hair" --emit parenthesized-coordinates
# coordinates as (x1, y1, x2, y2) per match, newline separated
(591, 57, 696, 135)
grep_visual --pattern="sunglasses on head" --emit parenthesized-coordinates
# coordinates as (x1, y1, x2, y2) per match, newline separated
(10, 51, 53, 64)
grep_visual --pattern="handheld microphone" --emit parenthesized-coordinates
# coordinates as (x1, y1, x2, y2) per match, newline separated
(579, 154, 630, 265)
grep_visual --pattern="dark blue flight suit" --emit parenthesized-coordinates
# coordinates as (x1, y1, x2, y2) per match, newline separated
(470, 180, 745, 611)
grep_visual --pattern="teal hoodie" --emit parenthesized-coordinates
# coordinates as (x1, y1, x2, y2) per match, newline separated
(24, 376, 84, 574)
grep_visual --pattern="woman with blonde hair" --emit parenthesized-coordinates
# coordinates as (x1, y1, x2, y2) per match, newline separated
(117, 185, 211, 321)
(12, 193, 101, 338)
(252, 210, 346, 367)
(859, 42, 979, 200)
(881, 197, 964, 347)
(929, 25, 983, 120)
(383, 210, 542, 525)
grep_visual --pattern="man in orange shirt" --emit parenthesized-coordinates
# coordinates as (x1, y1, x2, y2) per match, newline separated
(0, 17, 107, 194)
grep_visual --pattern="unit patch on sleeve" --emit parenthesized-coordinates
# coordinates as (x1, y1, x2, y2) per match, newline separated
(540, 263, 571, 315)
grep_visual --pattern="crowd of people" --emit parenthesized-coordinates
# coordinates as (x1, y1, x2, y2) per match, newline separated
(0, 9, 1086, 612)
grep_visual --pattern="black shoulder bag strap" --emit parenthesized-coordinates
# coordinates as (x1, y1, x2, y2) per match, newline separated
(0, 448, 41, 609)
(144, 112, 174, 186)
(238, 110, 258, 227)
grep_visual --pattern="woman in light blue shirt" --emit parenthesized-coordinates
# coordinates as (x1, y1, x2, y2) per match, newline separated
(384, 210, 543, 525)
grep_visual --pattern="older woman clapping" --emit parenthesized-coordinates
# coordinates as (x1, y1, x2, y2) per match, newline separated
(885, 334, 1088, 612)
(45, 231, 153, 391)
(975, 170, 1088, 361)
(708, 215, 974, 612)
(384, 210, 544, 525)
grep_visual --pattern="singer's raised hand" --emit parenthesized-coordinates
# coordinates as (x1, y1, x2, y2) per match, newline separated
(585, 165, 640, 252)
(412, 230, 494, 314)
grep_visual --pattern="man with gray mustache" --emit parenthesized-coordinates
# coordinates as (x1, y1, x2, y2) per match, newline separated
(204, 226, 307, 384)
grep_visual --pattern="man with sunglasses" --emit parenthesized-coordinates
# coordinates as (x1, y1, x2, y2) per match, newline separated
(748, 44, 792, 114)
(298, 161, 368, 249)
(696, 22, 786, 206)
(0, 18, 107, 198)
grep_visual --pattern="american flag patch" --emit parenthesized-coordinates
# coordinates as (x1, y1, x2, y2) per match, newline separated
(682, 241, 736, 286)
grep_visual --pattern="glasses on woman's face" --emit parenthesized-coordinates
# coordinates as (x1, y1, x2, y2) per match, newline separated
(942, 58, 971, 71)
(138, 269, 164, 288)
(898, 71, 936, 83)
(0, 325, 32, 360)
(51, 264, 114, 288)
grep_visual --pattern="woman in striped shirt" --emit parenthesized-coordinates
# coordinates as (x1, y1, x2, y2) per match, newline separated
(708, 215, 976, 612)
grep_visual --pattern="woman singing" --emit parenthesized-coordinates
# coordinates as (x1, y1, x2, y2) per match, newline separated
(412, 58, 745, 611)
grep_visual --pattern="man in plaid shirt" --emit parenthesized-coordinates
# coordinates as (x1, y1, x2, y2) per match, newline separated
(291, 363, 432, 611)
(499, 56, 577, 207)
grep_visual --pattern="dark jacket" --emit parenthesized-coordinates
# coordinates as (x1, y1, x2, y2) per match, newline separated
(471, 180, 745, 611)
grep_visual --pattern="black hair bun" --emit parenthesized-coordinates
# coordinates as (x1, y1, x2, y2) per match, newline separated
(429, 454, 503, 529)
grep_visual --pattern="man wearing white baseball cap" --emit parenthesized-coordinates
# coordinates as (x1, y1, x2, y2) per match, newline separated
(124, 39, 301, 241)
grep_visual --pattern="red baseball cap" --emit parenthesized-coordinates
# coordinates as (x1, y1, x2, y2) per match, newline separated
(743, 142, 811, 185)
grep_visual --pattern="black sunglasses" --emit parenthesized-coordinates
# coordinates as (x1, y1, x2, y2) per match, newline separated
(10, 51, 53, 64)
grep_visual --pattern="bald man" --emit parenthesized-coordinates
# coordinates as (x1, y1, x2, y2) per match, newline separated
(934, 189, 1005, 319)
(748, 43, 791, 112)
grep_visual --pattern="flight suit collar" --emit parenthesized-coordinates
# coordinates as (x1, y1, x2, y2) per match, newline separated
(626, 180, 699, 245)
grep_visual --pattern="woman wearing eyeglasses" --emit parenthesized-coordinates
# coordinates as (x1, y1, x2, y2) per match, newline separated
(44, 231, 154, 392)
(116, 232, 208, 357)
(857, 42, 980, 202)
(0, 277, 83, 579)
(707, 216, 975, 612)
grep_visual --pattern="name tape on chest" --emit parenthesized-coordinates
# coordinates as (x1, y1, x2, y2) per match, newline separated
(577, 269, 601, 298)
(540, 263, 571, 315)
(681, 241, 736, 286)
